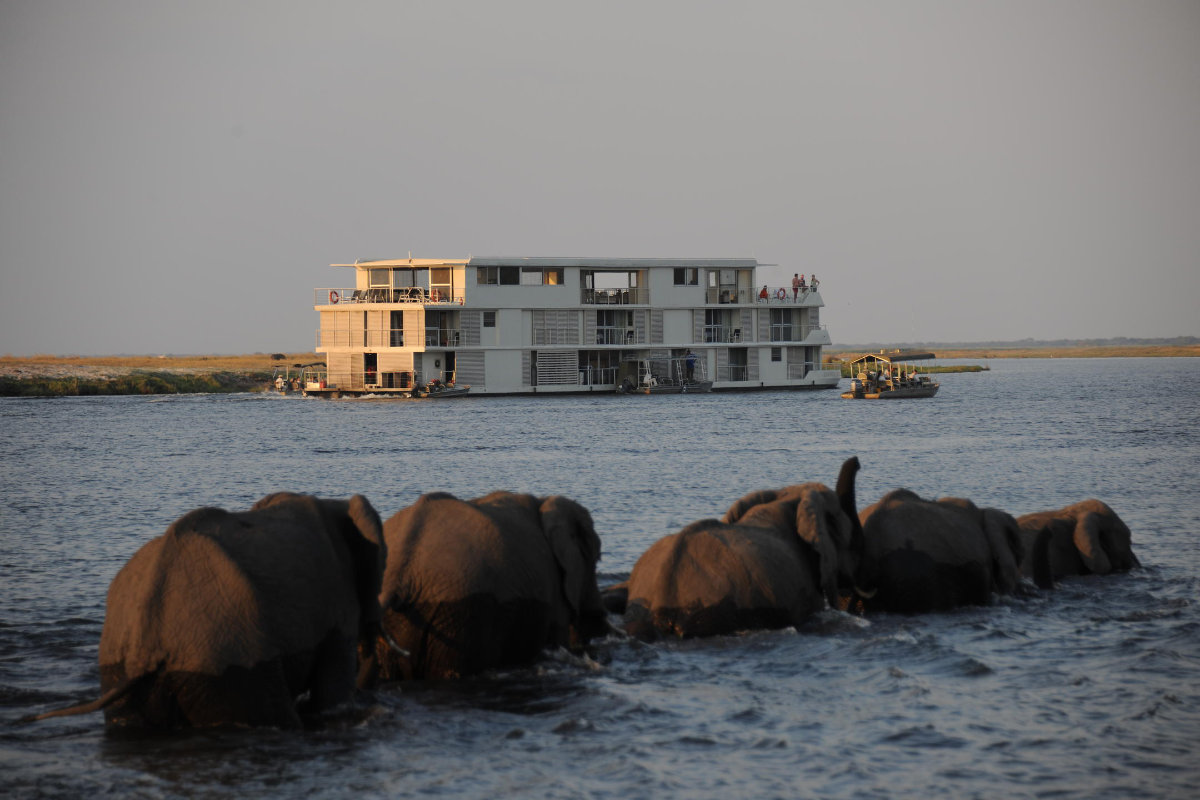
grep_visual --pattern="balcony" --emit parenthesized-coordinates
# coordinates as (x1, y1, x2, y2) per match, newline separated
(316, 287, 464, 306)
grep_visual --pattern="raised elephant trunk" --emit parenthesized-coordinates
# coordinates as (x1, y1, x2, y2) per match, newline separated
(835, 456, 861, 538)
(835, 456, 877, 600)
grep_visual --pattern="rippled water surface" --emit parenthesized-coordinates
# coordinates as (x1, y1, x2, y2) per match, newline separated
(2, 358, 1198, 798)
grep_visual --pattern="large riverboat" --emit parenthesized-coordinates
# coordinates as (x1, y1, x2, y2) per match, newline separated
(304, 257, 840, 397)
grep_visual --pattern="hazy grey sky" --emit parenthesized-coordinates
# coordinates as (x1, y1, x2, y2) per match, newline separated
(2, 0, 1197, 355)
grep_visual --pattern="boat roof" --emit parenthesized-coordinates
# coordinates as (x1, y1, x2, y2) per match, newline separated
(847, 351, 937, 366)
(331, 256, 759, 269)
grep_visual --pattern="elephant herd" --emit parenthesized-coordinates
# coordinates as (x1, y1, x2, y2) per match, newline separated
(25, 457, 1139, 730)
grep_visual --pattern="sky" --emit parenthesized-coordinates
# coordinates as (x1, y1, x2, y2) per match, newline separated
(1, 0, 1198, 355)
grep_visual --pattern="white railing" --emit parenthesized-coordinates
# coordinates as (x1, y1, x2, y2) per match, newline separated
(578, 366, 619, 386)
(703, 326, 743, 344)
(594, 328, 645, 345)
(424, 328, 462, 347)
(316, 287, 464, 306)
(581, 287, 649, 305)
(769, 323, 827, 343)
(533, 328, 578, 346)
(317, 329, 409, 348)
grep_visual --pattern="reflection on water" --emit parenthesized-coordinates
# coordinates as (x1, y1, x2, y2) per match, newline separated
(2, 358, 1199, 798)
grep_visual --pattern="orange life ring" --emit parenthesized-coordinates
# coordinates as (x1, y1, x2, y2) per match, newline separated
(775, 288, 786, 300)
(329, 290, 339, 304)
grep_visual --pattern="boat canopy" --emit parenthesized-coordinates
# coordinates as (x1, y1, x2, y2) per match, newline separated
(847, 351, 936, 368)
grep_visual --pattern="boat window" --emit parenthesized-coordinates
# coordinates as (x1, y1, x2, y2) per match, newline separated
(477, 266, 497, 285)
(500, 267, 520, 285)
(521, 268, 544, 285)
(771, 347, 782, 362)
(674, 268, 699, 286)
(545, 268, 562, 285)
(392, 270, 414, 288)
(369, 269, 391, 288)
(482, 311, 496, 328)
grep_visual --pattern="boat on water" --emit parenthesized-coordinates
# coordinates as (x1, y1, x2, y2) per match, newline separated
(414, 379, 471, 399)
(302, 256, 841, 398)
(841, 351, 940, 399)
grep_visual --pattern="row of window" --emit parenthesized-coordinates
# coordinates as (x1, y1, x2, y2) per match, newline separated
(477, 266, 564, 286)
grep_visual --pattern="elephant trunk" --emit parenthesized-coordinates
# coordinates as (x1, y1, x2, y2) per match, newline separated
(835, 456, 878, 600)
(1031, 528, 1055, 590)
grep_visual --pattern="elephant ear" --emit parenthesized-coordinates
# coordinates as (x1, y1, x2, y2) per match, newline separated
(322, 494, 386, 631)
(1073, 511, 1113, 575)
(981, 508, 1023, 594)
(539, 495, 600, 620)
(790, 485, 846, 602)
(722, 489, 781, 525)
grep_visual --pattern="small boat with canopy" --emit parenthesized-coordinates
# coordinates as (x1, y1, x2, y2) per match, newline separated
(841, 351, 939, 399)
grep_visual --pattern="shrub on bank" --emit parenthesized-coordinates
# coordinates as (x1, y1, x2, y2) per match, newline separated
(0, 371, 271, 397)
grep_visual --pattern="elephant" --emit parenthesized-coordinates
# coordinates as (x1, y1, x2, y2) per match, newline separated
(374, 490, 610, 680)
(1017, 499, 1140, 588)
(618, 457, 865, 641)
(853, 490, 1025, 613)
(24, 493, 388, 729)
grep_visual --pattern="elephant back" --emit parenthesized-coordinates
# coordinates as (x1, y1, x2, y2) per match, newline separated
(624, 520, 824, 640)
(100, 505, 360, 680)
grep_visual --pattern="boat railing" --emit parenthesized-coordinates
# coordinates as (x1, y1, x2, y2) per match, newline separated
(316, 288, 465, 306)
(769, 323, 828, 343)
(578, 365, 619, 386)
(424, 328, 462, 347)
(316, 328, 410, 348)
(581, 287, 649, 305)
(703, 325, 743, 344)
(532, 328, 579, 346)
(594, 328, 646, 345)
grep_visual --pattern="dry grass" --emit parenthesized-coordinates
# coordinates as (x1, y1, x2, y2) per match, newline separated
(0, 353, 318, 376)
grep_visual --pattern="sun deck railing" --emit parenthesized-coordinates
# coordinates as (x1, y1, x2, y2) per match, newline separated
(316, 288, 464, 306)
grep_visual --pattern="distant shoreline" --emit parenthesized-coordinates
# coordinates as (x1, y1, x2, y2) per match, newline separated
(829, 344, 1200, 360)
(1, 345, 1196, 397)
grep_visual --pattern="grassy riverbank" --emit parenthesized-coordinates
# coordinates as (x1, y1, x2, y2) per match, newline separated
(0, 354, 316, 397)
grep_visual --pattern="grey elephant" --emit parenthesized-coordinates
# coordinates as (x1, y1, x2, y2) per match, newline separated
(25, 493, 387, 729)
(617, 457, 865, 640)
(853, 490, 1025, 613)
(1017, 499, 1140, 588)
(375, 490, 609, 680)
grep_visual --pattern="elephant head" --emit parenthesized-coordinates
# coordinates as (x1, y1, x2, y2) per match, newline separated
(721, 456, 865, 605)
(536, 494, 609, 646)
(251, 492, 387, 687)
(1017, 499, 1139, 588)
(376, 490, 606, 680)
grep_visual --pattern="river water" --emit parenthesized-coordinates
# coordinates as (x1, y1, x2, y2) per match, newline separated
(2, 358, 1198, 799)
